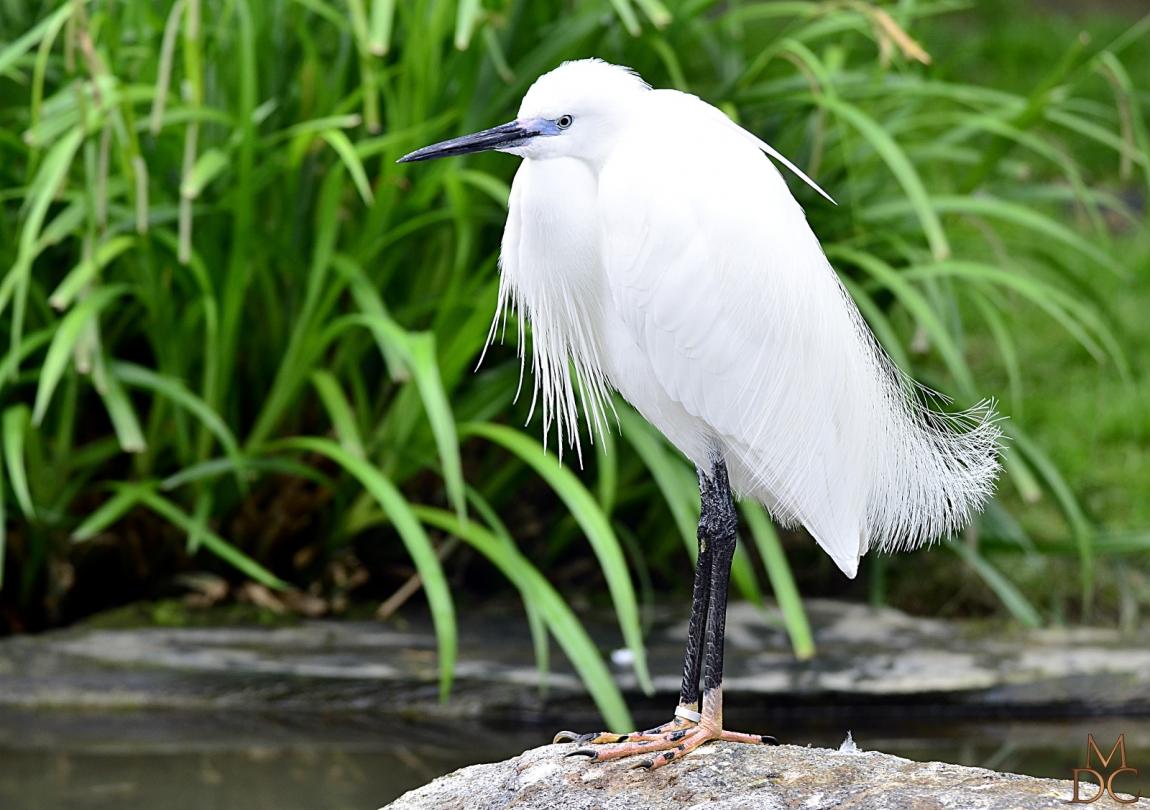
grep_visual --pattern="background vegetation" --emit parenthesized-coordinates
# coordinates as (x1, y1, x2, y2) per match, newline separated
(0, 0, 1146, 728)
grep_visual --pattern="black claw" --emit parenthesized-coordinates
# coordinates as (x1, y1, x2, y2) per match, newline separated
(760, 735, 779, 746)
(566, 749, 598, 759)
(634, 759, 655, 770)
(553, 730, 579, 744)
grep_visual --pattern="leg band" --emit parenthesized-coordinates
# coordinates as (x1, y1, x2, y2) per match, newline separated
(674, 705, 702, 723)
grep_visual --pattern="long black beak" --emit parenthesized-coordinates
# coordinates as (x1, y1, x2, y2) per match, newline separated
(397, 120, 535, 163)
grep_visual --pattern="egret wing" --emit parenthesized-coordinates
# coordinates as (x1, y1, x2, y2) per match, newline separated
(597, 91, 999, 577)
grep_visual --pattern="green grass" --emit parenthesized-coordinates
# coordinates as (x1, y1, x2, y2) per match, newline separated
(981, 236, 1150, 532)
(0, 0, 1147, 725)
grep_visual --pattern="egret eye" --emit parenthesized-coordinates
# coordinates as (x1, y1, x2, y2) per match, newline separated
(556, 114, 574, 129)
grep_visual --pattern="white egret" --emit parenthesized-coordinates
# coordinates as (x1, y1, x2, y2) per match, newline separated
(399, 59, 1001, 769)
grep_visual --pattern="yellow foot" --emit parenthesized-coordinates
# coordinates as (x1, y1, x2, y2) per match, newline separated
(553, 719, 776, 770)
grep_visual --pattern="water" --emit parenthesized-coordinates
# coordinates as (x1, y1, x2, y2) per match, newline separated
(0, 707, 1144, 809)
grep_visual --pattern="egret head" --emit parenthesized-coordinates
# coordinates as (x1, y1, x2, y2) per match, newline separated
(398, 59, 648, 167)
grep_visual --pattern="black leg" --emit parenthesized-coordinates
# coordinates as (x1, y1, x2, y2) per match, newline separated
(556, 456, 776, 766)
(698, 460, 737, 728)
(676, 468, 716, 710)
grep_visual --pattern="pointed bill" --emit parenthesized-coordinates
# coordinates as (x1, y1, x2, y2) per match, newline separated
(398, 119, 557, 163)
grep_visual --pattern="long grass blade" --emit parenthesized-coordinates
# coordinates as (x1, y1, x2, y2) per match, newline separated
(278, 436, 457, 700)
(865, 195, 1125, 277)
(321, 130, 374, 205)
(466, 486, 549, 685)
(32, 285, 129, 425)
(632, 0, 672, 29)
(606, 0, 642, 36)
(950, 542, 1042, 628)
(6, 128, 84, 377)
(137, 487, 289, 590)
(816, 96, 950, 260)
(179, 147, 229, 199)
(1010, 428, 1094, 608)
(72, 486, 145, 541)
(96, 361, 147, 453)
(0, 4, 72, 78)
(740, 502, 815, 660)
(335, 257, 465, 517)
(311, 370, 366, 457)
(416, 505, 632, 730)
(48, 236, 135, 311)
(454, 0, 482, 50)
(368, 0, 396, 55)
(463, 421, 653, 694)
(112, 361, 241, 469)
(1, 405, 35, 518)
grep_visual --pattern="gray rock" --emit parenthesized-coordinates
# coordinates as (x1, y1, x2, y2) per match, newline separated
(1, 599, 1147, 725)
(384, 741, 1144, 809)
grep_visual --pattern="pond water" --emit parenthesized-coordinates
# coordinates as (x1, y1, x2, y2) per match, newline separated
(0, 707, 1144, 809)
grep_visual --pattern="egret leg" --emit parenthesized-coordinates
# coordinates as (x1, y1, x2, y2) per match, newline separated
(677, 484, 715, 714)
(555, 460, 777, 766)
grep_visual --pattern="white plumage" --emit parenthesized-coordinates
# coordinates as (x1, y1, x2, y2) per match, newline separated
(483, 59, 1000, 579)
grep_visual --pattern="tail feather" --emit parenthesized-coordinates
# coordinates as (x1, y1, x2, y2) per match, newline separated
(726, 274, 1004, 576)
(852, 279, 1005, 555)
(868, 389, 1003, 553)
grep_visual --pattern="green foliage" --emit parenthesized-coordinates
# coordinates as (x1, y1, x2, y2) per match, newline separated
(0, 0, 1146, 722)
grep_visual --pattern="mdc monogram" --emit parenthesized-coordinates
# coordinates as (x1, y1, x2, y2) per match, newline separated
(1072, 734, 1140, 804)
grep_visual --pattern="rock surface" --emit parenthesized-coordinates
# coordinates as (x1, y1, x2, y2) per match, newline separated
(2, 600, 1148, 724)
(385, 741, 1143, 809)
